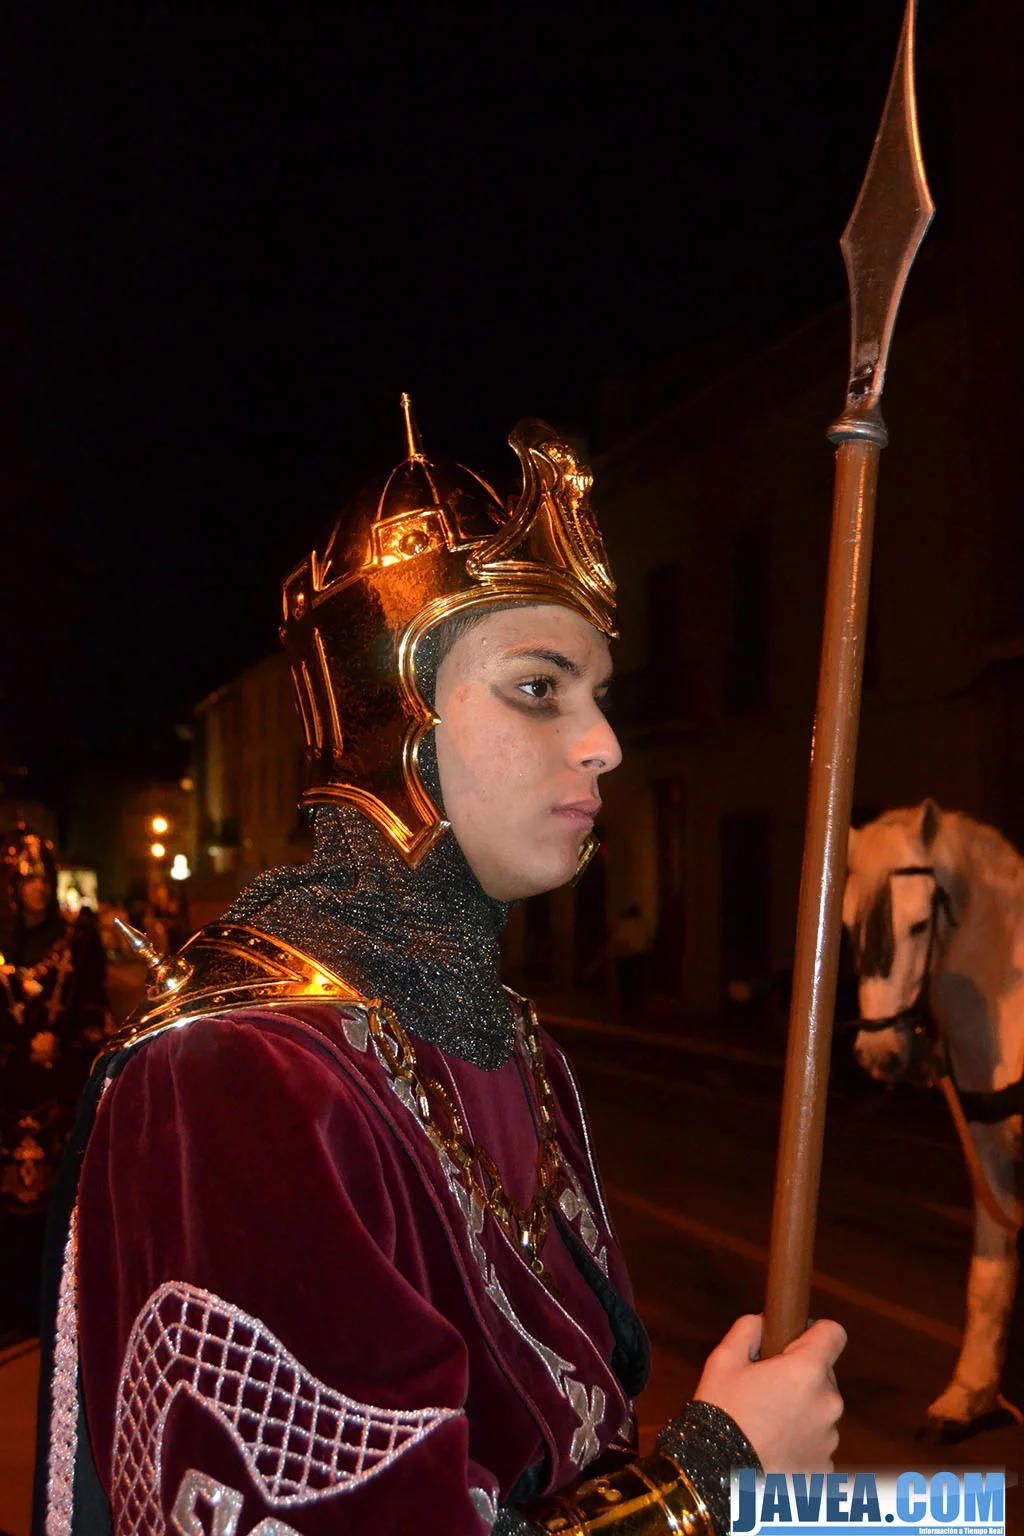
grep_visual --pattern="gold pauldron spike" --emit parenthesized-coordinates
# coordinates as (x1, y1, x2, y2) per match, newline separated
(104, 921, 367, 1053)
(523, 1450, 712, 1535)
(114, 917, 194, 999)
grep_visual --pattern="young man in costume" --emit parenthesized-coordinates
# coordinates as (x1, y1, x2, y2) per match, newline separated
(0, 825, 109, 1339)
(35, 407, 844, 1536)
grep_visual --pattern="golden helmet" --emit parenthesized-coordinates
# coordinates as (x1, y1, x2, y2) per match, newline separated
(280, 397, 616, 866)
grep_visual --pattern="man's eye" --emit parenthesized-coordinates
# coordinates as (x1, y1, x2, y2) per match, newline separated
(908, 918, 930, 937)
(518, 677, 554, 702)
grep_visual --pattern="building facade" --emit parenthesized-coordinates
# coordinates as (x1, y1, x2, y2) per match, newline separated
(191, 652, 310, 922)
(591, 281, 1022, 1011)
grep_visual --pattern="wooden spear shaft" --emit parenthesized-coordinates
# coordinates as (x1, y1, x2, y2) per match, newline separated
(762, 0, 934, 1358)
(762, 441, 880, 1354)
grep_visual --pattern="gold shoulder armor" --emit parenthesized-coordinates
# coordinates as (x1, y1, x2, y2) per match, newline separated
(105, 919, 368, 1053)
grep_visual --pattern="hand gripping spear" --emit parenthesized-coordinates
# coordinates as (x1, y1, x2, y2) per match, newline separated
(762, 0, 934, 1358)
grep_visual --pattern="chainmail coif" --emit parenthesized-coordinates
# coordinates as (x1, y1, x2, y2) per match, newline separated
(223, 799, 516, 1070)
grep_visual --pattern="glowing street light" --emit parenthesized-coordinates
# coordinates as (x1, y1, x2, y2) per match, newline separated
(151, 816, 169, 835)
(150, 842, 166, 859)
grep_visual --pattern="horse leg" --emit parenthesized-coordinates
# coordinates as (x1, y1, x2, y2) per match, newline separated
(928, 1121, 1021, 1426)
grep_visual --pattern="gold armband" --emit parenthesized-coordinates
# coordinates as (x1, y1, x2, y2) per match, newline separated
(523, 1449, 713, 1535)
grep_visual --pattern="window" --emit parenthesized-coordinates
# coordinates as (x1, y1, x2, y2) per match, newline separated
(644, 563, 691, 720)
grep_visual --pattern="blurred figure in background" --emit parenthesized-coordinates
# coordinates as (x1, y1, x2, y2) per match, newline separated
(149, 880, 190, 952)
(0, 824, 110, 1341)
(608, 902, 653, 1014)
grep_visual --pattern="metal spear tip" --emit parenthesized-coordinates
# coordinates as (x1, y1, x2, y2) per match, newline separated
(832, 0, 935, 442)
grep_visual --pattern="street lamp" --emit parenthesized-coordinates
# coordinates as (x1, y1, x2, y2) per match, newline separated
(150, 842, 166, 859)
(151, 816, 169, 836)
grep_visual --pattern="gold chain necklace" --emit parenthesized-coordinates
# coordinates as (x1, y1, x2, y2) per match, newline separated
(366, 992, 560, 1275)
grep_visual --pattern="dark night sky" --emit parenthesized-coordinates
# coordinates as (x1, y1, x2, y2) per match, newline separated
(1, 0, 964, 815)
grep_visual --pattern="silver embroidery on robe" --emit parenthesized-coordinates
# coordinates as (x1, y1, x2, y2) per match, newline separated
(114, 1282, 459, 1536)
(370, 1014, 609, 1471)
(469, 1484, 499, 1529)
(558, 1163, 609, 1277)
(170, 1472, 301, 1536)
(439, 1154, 576, 1394)
(568, 1381, 606, 1468)
(435, 1153, 605, 1471)
(339, 1008, 370, 1053)
(170, 1472, 243, 1536)
(45, 1206, 81, 1536)
(389, 1073, 419, 1116)
(557, 1050, 616, 1235)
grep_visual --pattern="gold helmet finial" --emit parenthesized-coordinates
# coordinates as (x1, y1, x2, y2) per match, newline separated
(400, 392, 426, 462)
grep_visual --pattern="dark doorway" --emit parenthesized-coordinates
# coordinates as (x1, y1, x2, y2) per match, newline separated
(652, 779, 686, 991)
(720, 813, 771, 983)
(574, 833, 608, 989)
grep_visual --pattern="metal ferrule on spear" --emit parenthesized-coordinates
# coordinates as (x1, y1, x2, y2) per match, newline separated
(762, 0, 934, 1358)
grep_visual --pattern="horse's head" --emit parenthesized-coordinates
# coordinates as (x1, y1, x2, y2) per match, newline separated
(842, 800, 958, 1082)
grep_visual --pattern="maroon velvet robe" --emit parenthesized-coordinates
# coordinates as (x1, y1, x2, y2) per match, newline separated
(76, 1002, 641, 1536)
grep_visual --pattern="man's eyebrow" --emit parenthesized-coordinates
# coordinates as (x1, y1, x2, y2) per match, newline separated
(501, 646, 614, 690)
(501, 646, 583, 678)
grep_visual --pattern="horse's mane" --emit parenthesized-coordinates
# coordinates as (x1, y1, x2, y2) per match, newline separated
(867, 805, 1024, 908)
(943, 811, 1024, 902)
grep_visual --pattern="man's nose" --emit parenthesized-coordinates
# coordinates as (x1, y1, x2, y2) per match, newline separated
(575, 711, 622, 775)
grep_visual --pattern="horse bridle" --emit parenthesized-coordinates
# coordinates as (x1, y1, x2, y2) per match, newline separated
(853, 864, 956, 1037)
(852, 866, 1021, 1231)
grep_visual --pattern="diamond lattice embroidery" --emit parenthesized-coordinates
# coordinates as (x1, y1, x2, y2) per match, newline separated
(113, 1282, 459, 1536)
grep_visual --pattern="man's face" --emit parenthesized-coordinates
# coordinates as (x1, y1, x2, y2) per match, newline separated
(433, 604, 621, 901)
(19, 875, 51, 917)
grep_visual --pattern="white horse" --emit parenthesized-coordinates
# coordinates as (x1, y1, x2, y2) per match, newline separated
(844, 801, 1023, 1431)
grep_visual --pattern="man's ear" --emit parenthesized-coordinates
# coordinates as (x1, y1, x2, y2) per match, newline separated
(918, 799, 942, 851)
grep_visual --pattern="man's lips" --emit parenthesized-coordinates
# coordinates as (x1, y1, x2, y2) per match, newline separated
(551, 798, 601, 825)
